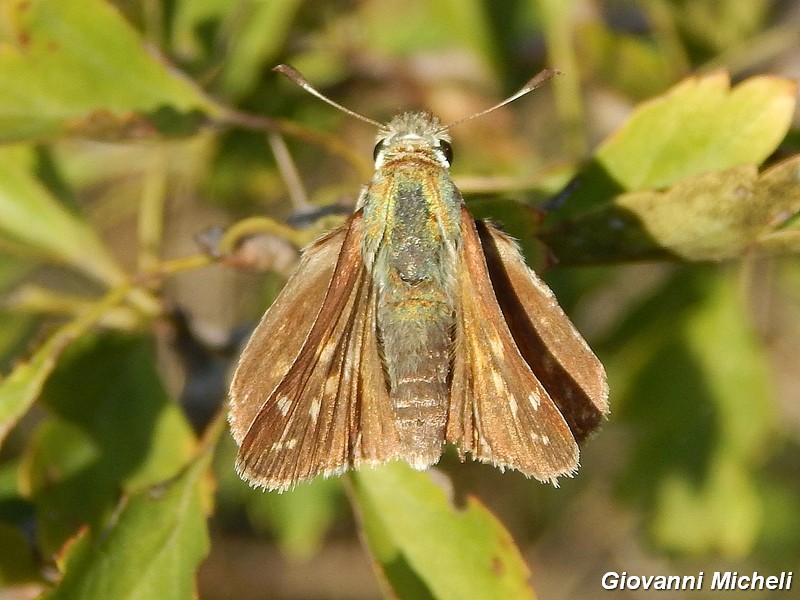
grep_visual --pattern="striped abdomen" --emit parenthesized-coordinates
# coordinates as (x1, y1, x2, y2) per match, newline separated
(372, 176, 459, 468)
(378, 280, 454, 468)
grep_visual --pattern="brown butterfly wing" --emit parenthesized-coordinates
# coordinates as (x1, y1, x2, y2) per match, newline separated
(447, 208, 578, 484)
(475, 220, 609, 441)
(229, 225, 344, 443)
(229, 211, 400, 491)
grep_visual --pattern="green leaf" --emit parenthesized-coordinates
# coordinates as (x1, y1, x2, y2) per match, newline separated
(351, 462, 535, 600)
(756, 230, 800, 255)
(0, 0, 219, 142)
(547, 72, 797, 222)
(42, 446, 212, 599)
(0, 286, 130, 448)
(540, 155, 800, 263)
(0, 147, 127, 285)
(0, 324, 69, 446)
(748, 156, 800, 255)
(596, 72, 795, 190)
(20, 333, 197, 555)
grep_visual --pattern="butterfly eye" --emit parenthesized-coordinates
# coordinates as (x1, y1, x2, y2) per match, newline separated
(438, 140, 453, 165)
(373, 140, 387, 162)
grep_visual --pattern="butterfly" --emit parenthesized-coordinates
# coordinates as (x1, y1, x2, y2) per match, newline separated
(229, 65, 609, 492)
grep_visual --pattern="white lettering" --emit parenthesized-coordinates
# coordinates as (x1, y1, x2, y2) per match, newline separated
(712, 571, 732, 589)
(601, 572, 619, 590)
(602, 570, 790, 592)
(688, 572, 703, 589)
(751, 573, 765, 589)
(656, 576, 677, 590)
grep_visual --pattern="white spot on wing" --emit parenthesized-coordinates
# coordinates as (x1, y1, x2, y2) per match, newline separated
(310, 399, 321, 424)
(508, 395, 518, 418)
(541, 435, 550, 446)
(491, 370, 505, 393)
(528, 392, 541, 411)
(489, 336, 504, 358)
(271, 357, 290, 376)
(324, 375, 338, 397)
(319, 342, 336, 364)
(271, 438, 297, 451)
(276, 396, 290, 416)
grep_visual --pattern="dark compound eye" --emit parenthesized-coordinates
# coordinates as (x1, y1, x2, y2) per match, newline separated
(373, 140, 387, 162)
(438, 140, 453, 165)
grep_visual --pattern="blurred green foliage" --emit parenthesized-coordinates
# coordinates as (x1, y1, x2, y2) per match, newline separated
(0, 0, 798, 598)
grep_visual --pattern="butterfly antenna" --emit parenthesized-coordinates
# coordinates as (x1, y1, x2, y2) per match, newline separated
(273, 64, 383, 128)
(439, 68, 562, 133)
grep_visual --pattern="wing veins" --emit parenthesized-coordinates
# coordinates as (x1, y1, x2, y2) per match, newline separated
(448, 208, 578, 482)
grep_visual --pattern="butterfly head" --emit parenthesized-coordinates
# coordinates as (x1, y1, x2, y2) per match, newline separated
(373, 112, 453, 169)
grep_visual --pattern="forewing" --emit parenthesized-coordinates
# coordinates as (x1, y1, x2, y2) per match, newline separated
(229, 225, 345, 443)
(475, 220, 609, 441)
(230, 212, 400, 491)
(448, 208, 578, 483)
